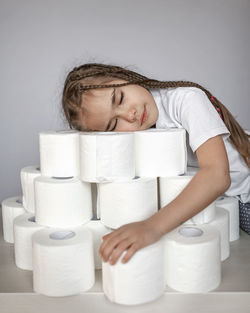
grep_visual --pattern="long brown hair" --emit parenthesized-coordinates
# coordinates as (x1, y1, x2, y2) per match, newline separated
(62, 63, 250, 168)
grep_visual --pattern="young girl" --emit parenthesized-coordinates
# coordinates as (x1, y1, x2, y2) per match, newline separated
(62, 63, 250, 265)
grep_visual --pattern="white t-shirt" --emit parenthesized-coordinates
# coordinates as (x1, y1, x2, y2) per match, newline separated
(149, 87, 250, 203)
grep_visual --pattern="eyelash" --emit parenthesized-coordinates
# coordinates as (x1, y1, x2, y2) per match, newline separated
(110, 92, 124, 131)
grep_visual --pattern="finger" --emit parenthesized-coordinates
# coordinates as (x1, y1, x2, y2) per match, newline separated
(102, 225, 124, 240)
(99, 230, 119, 255)
(100, 233, 129, 262)
(102, 232, 113, 240)
(99, 225, 132, 256)
(109, 239, 132, 265)
(99, 228, 128, 256)
(121, 243, 139, 264)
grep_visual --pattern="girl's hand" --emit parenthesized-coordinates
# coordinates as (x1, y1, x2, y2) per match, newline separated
(99, 219, 163, 265)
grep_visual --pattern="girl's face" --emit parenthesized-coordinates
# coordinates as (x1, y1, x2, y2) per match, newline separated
(80, 79, 159, 132)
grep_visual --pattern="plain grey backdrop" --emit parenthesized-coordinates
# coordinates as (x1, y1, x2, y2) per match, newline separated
(0, 0, 249, 203)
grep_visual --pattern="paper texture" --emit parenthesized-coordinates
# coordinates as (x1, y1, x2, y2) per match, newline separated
(164, 224, 221, 293)
(35, 177, 92, 227)
(33, 226, 95, 296)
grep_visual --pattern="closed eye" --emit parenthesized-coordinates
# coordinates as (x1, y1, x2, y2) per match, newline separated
(110, 92, 124, 131)
(120, 91, 124, 105)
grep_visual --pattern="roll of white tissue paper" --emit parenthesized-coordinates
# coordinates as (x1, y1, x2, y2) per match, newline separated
(97, 177, 158, 229)
(85, 219, 111, 269)
(159, 176, 216, 224)
(102, 239, 164, 305)
(215, 196, 240, 241)
(35, 176, 92, 227)
(160, 175, 193, 206)
(1, 196, 25, 243)
(209, 207, 230, 261)
(20, 166, 41, 213)
(79, 132, 135, 182)
(39, 130, 80, 177)
(164, 224, 221, 293)
(135, 128, 187, 177)
(185, 166, 199, 175)
(33, 227, 95, 297)
(14, 213, 44, 270)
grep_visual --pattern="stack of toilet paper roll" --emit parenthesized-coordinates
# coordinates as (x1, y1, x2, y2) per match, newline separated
(33, 131, 99, 296)
(0, 128, 241, 302)
(159, 173, 231, 263)
(90, 129, 187, 304)
(158, 166, 240, 293)
(1, 131, 98, 296)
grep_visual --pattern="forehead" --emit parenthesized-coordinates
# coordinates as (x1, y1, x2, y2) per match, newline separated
(80, 88, 113, 130)
(82, 88, 112, 112)
(84, 88, 111, 101)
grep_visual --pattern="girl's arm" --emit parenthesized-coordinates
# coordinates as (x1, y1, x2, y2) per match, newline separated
(99, 134, 231, 265)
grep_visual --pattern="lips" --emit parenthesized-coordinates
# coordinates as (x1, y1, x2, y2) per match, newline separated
(141, 106, 147, 126)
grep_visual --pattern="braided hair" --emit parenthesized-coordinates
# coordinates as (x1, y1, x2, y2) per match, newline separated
(62, 63, 250, 168)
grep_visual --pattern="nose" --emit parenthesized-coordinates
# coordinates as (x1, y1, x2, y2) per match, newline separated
(117, 107, 138, 123)
(128, 108, 137, 122)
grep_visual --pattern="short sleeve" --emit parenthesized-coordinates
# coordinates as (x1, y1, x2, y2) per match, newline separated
(177, 88, 230, 152)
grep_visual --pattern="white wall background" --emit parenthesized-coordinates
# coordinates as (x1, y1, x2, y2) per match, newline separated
(0, 0, 249, 203)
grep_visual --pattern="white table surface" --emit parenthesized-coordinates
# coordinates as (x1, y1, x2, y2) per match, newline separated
(0, 206, 250, 313)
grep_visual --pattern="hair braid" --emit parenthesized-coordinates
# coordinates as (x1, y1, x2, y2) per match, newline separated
(62, 63, 250, 167)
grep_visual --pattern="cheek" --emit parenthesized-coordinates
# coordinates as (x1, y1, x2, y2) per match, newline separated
(116, 120, 140, 132)
(150, 105, 159, 123)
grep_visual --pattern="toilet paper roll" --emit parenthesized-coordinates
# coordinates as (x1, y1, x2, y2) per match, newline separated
(160, 175, 193, 207)
(164, 224, 221, 293)
(85, 219, 111, 269)
(209, 207, 230, 261)
(102, 239, 164, 305)
(39, 130, 80, 177)
(215, 196, 240, 241)
(1, 196, 25, 243)
(20, 166, 41, 213)
(33, 227, 95, 296)
(35, 176, 92, 227)
(97, 177, 158, 229)
(79, 132, 135, 182)
(14, 213, 44, 270)
(185, 166, 199, 176)
(135, 129, 187, 177)
(159, 176, 216, 224)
